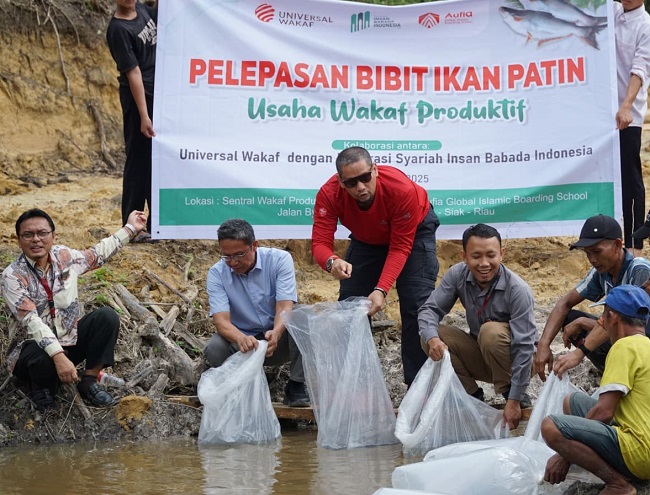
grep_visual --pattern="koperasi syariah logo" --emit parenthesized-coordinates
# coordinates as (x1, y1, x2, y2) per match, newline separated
(418, 13, 440, 28)
(255, 3, 275, 22)
(350, 9, 401, 32)
(351, 11, 371, 32)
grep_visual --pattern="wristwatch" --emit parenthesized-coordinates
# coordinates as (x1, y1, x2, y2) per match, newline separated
(578, 343, 592, 357)
(326, 256, 337, 273)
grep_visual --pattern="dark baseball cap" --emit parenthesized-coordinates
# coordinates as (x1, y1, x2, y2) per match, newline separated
(590, 284, 650, 321)
(569, 214, 622, 250)
(632, 210, 650, 239)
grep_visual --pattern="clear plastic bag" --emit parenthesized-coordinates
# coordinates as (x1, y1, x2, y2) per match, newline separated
(394, 436, 600, 494)
(394, 437, 552, 495)
(197, 340, 281, 445)
(282, 298, 398, 449)
(524, 371, 581, 442)
(395, 351, 508, 456)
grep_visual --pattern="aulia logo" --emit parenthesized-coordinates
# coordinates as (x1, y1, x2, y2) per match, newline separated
(418, 12, 439, 28)
(255, 3, 275, 22)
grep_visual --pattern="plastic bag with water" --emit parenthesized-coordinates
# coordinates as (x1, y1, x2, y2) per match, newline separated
(524, 371, 582, 442)
(395, 351, 508, 456)
(282, 298, 398, 449)
(197, 340, 281, 445)
(391, 372, 599, 494)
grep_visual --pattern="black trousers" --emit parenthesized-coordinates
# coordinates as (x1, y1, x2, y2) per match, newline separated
(120, 85, 154, 232)
(13, 307, 120, 392)
(339, 207, 440, 385)
(620, 127, 644, 250)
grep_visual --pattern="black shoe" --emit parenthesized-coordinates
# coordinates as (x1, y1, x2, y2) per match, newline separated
(29, 388, 55, 411)
(502, 388, 532, 409)
(470, 387, 485, 402)
(284, 379, 310, 408)
(78, 382, 115, 407)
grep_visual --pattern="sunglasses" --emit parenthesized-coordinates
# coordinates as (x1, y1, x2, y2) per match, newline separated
(341, 168, 374, 188)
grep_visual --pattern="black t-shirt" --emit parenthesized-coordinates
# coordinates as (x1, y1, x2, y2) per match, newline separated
(106, 2, 157, 92)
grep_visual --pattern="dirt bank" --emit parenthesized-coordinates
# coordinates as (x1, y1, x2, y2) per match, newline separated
(0, 2, 648, 493)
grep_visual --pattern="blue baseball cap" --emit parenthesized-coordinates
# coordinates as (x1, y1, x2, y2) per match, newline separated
(591, 285, 650, 321)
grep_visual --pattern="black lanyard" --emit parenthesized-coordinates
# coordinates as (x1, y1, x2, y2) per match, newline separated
(477, 272, 500, 325)
(23, 255, 57, 331)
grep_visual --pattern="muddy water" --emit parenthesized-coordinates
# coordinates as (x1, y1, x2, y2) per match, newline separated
(0, 430, 406, 495)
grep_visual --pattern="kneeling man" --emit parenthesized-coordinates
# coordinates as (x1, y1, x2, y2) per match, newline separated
(418, 224, 537, 429)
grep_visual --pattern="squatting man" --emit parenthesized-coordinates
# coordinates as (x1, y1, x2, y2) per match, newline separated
(1, 208, 148, 411)
(203, 218, 309, 407)
(418, 223, 536, 430)
(542, 285, 650, 494)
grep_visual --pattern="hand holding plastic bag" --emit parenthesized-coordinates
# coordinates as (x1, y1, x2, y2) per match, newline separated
(395, 351, 507, 456)
(282, 298, 397, 449)
(524, 371, 581, 442)
(197, 340, 280, 445)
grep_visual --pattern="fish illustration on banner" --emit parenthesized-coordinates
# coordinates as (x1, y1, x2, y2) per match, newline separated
(500, 0, 607, 48)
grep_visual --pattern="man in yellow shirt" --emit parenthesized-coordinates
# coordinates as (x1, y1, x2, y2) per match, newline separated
(542, 285, 650, 493)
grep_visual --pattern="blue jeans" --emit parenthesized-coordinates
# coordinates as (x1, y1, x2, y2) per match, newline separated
(547, 392, 639, 481)
(339, 206, 439, 385)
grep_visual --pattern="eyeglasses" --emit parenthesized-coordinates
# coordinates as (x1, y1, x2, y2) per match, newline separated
(20, 230, 53, 240)
(220, 246, 252, 262)
(341, 168, 374, 188)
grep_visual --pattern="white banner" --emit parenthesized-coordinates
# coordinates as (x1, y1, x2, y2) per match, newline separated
(152, 0, 619, 240)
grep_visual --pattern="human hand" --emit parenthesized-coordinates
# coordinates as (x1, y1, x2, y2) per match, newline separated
(236, 334, 259, 353)
(367, 290, 384, 316)
(553, 350, 584, 379)
(53, 352, 78, 384)
(616, 106, 633, 130)
(561, 318, 590, 348)
(330, 259, 352, 280)
(534, 344, 553, 382)
(126, 210, 148, 233)
(427, 337, 447, 361)
(141, 116, 156, 138)
(503, 400, 521, 430)
(264, 329, 279, 357)
(544, 453, 571, 485)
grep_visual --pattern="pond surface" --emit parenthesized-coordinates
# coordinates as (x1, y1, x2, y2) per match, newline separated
(0, 430, 407, 495)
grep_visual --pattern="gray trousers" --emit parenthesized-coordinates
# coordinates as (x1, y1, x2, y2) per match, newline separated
(203, 330, 305, 383)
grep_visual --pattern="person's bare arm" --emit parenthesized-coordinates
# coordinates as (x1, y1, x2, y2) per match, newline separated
(265, 300, 293, 357)
(616, 74, 643, 129)
(125, 66, 155, 138)
(535, 289, 584, 380)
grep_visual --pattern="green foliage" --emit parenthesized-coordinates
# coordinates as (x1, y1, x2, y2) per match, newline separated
(572, 0, 606, 11)
(90, 266, 110, 283)
(94, 294, 110, 305)
(87, 266, 127, 285)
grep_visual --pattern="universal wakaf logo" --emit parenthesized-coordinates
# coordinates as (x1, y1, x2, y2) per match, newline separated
(255, 3, 333, 27)
(255, 3, 275, 22)
(418, 12, 440, 29)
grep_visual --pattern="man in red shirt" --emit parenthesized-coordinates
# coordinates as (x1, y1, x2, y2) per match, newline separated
(312, 146, 440, 385)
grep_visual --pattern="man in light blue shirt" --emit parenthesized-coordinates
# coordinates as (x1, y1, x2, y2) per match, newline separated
(204, 218, 309, 407)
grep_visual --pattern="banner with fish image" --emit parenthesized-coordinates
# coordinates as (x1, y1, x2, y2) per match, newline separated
(152, 0, 618, 240)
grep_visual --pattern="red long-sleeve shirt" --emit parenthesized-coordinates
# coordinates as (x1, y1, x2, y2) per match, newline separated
(312, 166, 430, 291)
